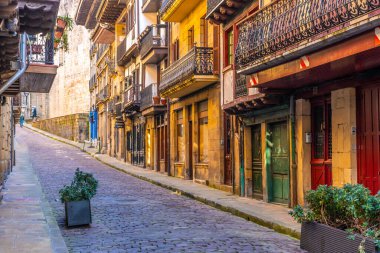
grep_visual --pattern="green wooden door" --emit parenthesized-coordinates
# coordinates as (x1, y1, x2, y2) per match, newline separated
(268, 121, 290, 204)
(252, 125, 263, 199)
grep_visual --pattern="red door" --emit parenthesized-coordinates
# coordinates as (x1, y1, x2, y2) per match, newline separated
(357, 85, 380, 195)
(311, 97, 332, 190)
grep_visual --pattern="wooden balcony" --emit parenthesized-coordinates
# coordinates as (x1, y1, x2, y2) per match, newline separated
(159, 0, 203, 22)
(19, 32, 58, 94)
(139, 25, 168, 64)
(75, 0, 102, 29)
(159, 47, 218, 98)
(97, 0, 125, 25)
(124, 84, 141, 114)
(235, 0, 380, 75)
(142, 0, 160, 13)
(140, 83, 166, 115)
(117, 35, 138, 66)
(96, 86, 110, 105)
(206, 0, 250, 24)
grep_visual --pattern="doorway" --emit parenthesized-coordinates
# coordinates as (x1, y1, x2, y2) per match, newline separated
(224, 114, 232, 185)
(357, 85, 380, 194)
(268, 121, 289, 204)
(311, 97, 332, 190)
(251, 124, 263, 199)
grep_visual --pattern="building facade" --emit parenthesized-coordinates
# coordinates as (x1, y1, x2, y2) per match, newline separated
(208, 0, 380, 206)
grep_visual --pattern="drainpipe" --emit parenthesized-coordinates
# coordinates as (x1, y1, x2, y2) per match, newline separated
(0, 33, 27, 95)
(290, 94, 297, 207)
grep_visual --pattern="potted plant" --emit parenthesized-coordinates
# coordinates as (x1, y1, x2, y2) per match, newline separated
(161, 98, 167, 105)
(290, 184, 379, 253)
(54, 15, 74, 52)
(59, 168, 98, 227)
(153, 96, 160, 104)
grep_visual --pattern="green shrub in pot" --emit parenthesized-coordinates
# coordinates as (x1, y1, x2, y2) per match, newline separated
(290, 184, 380, 252)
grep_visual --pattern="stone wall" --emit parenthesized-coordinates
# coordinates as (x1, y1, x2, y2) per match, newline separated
(48, 0, 91, 118)
(0, 97, 13, 189)
(32, 113, 89, 142)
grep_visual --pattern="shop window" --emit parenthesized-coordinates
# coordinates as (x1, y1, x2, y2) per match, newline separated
(198, 100, 208, 163)
(176, 110, 185, 162)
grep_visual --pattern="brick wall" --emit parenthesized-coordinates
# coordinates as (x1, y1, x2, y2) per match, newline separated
(32, 113, 89, 142)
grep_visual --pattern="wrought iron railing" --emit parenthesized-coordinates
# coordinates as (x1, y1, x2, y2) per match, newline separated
(27, 31, 54, 65)
(97, 44, 109, 61)
(90, 43, 97, 58)
(140, 83, 159, 110)
(117, 37, 127, 64)
(115, 102, 122, 117)
(89, 74, 97, 90)
(139, 24, 167, 59)
(108, 98, 115, 114)
(124, 84, 141, 108)
(236, 0, 380, 70)
(235, 74, 247, 98)
(160, 47, 214, 92)
(159, 0, 175, 16)
(96, 85, 110, 104)
(206, 0, 223, 17)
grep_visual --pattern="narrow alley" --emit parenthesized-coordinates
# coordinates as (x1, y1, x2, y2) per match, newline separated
(15, 126, 303, 253)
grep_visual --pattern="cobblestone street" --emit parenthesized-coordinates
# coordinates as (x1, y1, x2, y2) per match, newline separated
(18, 127, 304, 253)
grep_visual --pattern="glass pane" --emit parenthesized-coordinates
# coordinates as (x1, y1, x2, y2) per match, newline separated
(199, 117, 208, 162)
(313, 105, 324, 159)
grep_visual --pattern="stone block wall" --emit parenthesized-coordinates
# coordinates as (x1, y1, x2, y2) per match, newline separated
(0, 97, 13, 189)
(32, 113, 89, 142)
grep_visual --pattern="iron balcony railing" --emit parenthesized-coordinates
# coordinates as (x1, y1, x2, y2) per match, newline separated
(97, 44, 109, 61)
(89, 74, 97, 90)
(236, 0, 380, 71)
(139, 24, 167, 59)
(27, 31, 54, 65)
(159, 0, 175, 16)
(117, 37, 127, 64)
(206, 0, 223, 18)
(124, 84, 141, 110)
(160, 47, 214, 92)
(115, 102, 122, 117)
(90, 43, 97, 58)
(140, 83, 159, 110)
(96, 85, 110, 104)
(235, 74, 247, 98)
(108, 98, 115, 114)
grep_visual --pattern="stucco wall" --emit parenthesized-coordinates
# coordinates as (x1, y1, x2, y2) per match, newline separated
(0, 98, 13, 188)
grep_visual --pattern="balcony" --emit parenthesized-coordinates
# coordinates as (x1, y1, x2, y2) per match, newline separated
(142, 0, 160, 13)
(159, 47, 218, 98)
(236, 0, 380, 75)
(97, 44, 109, 62)
(19, 32, 58, 94)
(96, 86, 110, 105)
(89, 74, 97, 91)
(159, 0, 203, 22)
(124, 84, 141, 114)
(97, 0, 125, 25)
(139, 25, 168, 64)
(140, 83, 166, 115)
(75, 0, 102, 29)
(206, 0, 248, 23)
(235, 74, 247, 99)
(117, 35, 138, 66)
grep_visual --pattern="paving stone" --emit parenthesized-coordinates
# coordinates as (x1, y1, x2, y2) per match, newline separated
(19, 127, 305, 253)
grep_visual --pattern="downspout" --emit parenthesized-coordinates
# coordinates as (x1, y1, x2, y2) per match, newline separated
(0, 33, 27, 95)
(290, 94, 297, 207)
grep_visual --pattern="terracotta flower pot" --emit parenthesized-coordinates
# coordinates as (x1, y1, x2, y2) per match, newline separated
(153, 96, 160, 105)
(54, 41, 59, 49)
(54, 30, 63, 40)
(161, 98, 167, 105)
(56, 18, 67, 30)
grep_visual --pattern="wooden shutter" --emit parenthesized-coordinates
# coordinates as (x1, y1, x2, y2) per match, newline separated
(213, 25, 220, 74)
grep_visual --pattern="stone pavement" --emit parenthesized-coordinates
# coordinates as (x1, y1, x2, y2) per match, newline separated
(25, 124, 301, 239)
(19, 126, 305, 253)
(0, 132, 68, 253)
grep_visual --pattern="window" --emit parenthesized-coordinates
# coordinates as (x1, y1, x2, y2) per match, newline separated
(172, 39, 180, 62)
(226, 29, 234, 66)
(188, 27, 194, 51)
(200, 17, 208, 47)
(176, 110, 185, 162)
(198, 100, 208, 163)
(125, 2, 136, 35)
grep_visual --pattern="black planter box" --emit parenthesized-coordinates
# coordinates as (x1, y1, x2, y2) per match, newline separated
(301, 222, 379, 253)
(65, 200, 92, 227)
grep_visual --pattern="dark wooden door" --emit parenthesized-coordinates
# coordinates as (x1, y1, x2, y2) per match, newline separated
(224, 114, 232, 185)
(132, 123, 145, 167)
(311, 98, 332, 190)
(252, 124, 263, 199)
(269, 121, 289, 204)
(358, 85, 380, 194)
(188, 121, 193, 180)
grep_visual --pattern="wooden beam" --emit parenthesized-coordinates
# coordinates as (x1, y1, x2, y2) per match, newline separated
(220, 6, 235, 15)
(226, 0, 243, 8)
